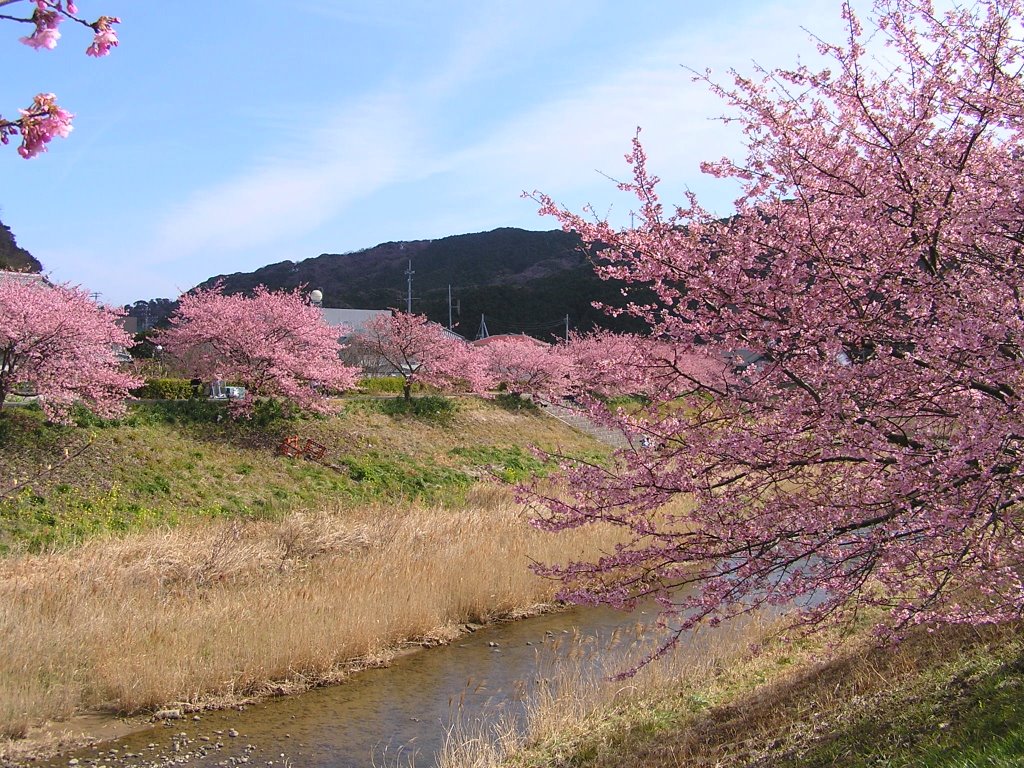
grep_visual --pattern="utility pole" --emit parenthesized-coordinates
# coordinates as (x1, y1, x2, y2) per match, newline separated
(565, 314, 570, 341)
(405, 260, 414, 314)
(447, 284, 453, 329)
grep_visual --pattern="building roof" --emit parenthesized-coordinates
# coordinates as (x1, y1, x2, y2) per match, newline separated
(471, 333, 550, 348)
(0, 270, 47, 286)
(320, 308, 392, 334)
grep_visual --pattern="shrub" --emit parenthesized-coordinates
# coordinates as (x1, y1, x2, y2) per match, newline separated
(125, 400, 227, 426)
(374, 395, 458, 422)
(493, 392, 540, 412)
(132, 378, 194, 401)
(357, 376, 406, 394)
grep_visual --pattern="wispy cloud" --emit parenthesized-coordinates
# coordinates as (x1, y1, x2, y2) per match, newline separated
(148, 90, 421, 261)
(109, 1, 850, 301)
(435, 1, 846, 220)
(146, 4, 535, 267)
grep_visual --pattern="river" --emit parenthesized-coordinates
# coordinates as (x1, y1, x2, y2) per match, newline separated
(30, 602, 705, 768)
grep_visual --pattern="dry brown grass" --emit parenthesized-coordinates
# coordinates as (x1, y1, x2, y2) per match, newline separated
(439, 607, 1024, 768)
(437, 612, 773, 768)
(0, 484, 625, 742)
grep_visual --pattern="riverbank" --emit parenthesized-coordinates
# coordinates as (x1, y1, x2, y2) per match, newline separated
(0, 397, 620, 762)
(0, 487, 626, 764)
(441, 612, 1024, 767)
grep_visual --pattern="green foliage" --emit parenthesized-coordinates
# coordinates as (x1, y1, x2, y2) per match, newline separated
(373, 395, 459, 422)
(124, 400, 227, 426)
(603, 394, 652, 409)
(337, 452, 472, 500)
(0, 484, 173, 554)
(132, 378, 195, 400)
(493, 392, 541, 412)
(787, 639, 1024, 768)
(449, 445, 548, 483)
(245, 397, 303, 428)
(357, 376, 406, 394)
(1, 396, 606, 552)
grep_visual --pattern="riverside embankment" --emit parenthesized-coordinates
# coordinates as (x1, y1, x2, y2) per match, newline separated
(0, 397, 621, 762)
(20, 602, 682, 768)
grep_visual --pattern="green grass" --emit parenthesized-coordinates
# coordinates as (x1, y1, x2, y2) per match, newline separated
(0, 484, 176, 553)
(510, 623, 1024, 768)
(449, 444, 549, 483)
(784, 634, 1024, 768)
(0, 397, 608, 554)
(363, 394, 460, 422)
(339, 452, 473, 499)
(493, 392, 542, 412)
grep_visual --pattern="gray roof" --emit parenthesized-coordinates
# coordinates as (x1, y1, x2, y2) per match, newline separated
(320, 308, 392, 335)
(0, 270, 47, 286)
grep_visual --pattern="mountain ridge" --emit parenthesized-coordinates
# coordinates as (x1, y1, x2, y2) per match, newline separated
(188, 227, 646, 339)
(0, 216, 43, 273)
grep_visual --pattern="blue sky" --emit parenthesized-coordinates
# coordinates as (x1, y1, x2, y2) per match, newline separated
(0, 1, 846, 306)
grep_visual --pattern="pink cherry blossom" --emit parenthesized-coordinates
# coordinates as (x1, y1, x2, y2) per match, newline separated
(2, 1, 120, 157)
(20, 24, 59, 49)
(480, 336, 570, 399)
(0, 279, 140, 424)
(157, 285, 361, 415)
(527, 0, 1024, 662)
(14, 92, 73, 158)
(85, 14, 117, 57)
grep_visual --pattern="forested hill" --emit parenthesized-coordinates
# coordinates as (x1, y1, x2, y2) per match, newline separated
(0, 217, 42, 273)
(198, 227, 648, 339)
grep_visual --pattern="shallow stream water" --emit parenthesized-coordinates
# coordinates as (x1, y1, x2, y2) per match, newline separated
(33, 604, 698, 768)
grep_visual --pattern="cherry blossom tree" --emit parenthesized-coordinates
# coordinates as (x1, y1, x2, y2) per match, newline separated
(530, 0, 1024, 657)
(353, 312, 489, 401)
(0, 1, 120, 158)
(158, 286, 360, 414)
(560, 330, 729, 401)
(480, 336, 570, 399)
(0, 278, 139, 423)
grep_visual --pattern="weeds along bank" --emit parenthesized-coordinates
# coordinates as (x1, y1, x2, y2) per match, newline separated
(0, 490, 626, 743)
(440, 612, 1024, 768)
(0, 397, 619, 744)
(0, 397, 603, 554)
(440, 614, 1024, 768)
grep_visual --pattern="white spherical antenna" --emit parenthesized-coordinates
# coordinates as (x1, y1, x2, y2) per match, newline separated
(310, 289, 323, 305)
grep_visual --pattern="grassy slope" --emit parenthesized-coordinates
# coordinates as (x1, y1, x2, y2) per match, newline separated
(0, 396, 625, 748)
(0, 397, 602, 554)
(6, 399, 1021, 766)
(477, 617, 1024, 768)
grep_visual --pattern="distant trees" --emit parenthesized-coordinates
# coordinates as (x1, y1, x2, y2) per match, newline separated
(123, 298, 178, 332)
(529, 0, 1024, 653)
(481, 337, 570, 399)
(353, 312, 488, 401)
(158, 286, 360, 414)
(559, 331, 728, 401)
(0, 1, 120, 158)
(0, 278, 139, 423)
